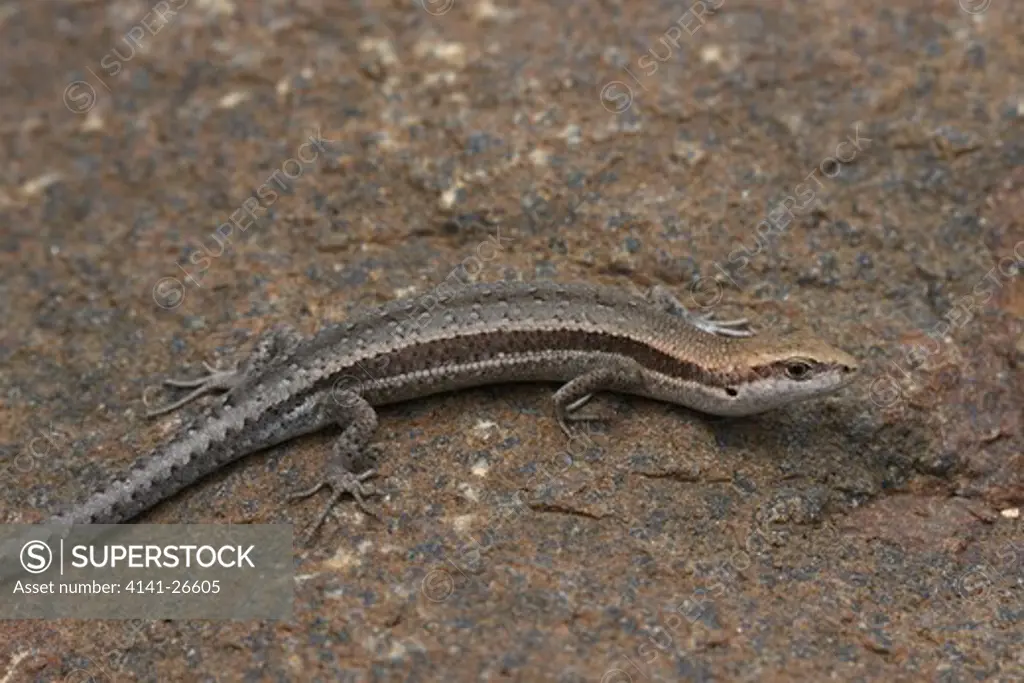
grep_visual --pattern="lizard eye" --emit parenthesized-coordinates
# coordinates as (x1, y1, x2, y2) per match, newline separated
(784, 361, 814, 381)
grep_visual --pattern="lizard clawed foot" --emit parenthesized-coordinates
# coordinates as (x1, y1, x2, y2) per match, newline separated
(555, 393, 614, 439)
(557, 414, 611, 440)
(147, 362, 241, 417)
(687, 313, 753, 338)
(286, 469, 380, 545)
(557, 409, 615, 439)
(647, 285, 753, 338)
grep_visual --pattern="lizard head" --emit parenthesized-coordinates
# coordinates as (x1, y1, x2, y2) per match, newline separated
(647, 329, 859, 417)
(703, 330, 859, 416)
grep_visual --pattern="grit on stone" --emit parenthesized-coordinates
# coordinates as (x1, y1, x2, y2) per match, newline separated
(0, 0, 1022, 681)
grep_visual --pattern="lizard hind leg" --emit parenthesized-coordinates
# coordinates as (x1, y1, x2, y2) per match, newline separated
(286, 391, 383, 545)
(146, 362, 242, 417)
(146, 324, 302, 418)
(236, 324, 303, 378)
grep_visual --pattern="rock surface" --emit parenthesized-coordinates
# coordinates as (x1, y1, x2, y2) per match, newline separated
(0, 0, 1022, 680)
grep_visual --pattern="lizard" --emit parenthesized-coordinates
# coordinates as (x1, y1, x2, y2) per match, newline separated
(8, 280, 859, 546)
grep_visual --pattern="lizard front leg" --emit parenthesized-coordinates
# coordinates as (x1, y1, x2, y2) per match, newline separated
(552, 356, 648, 437)
(647, 285, 752, 338)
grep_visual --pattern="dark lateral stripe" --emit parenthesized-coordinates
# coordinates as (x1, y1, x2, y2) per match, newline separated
(317, 328, 769, 389)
